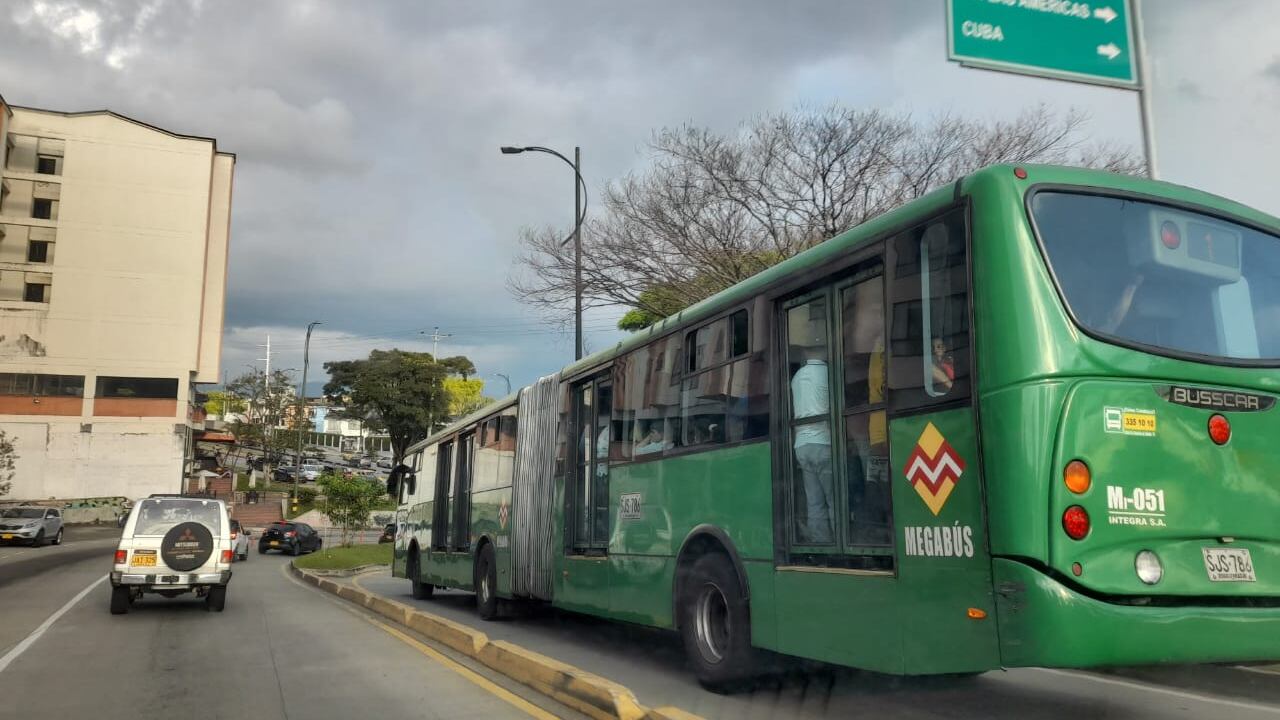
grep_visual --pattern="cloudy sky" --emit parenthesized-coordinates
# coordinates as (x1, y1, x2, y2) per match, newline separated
(2, 0, 1277, 394)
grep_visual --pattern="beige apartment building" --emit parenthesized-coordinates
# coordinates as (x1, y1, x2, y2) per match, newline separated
(0, 93, 233, 500)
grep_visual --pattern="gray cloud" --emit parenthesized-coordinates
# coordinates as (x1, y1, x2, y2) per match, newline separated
(6, 0, 1247, 392)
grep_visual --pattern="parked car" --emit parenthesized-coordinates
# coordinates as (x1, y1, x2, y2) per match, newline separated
(378, 523, 395, 544)
(272, 467, 298, 483)
(300, 463, 324, 482)
(229, 518, 250, 561)
(0, 506, 63, 546)
(110, 496, 232, 613)
(376, 458, 393, 470)
(257, 521, 322, 556)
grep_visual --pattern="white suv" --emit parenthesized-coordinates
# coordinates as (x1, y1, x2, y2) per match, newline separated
(110, 496, 233, 613)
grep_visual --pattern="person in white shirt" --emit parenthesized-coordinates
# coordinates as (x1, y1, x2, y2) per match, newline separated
(791, 346, 833, 544)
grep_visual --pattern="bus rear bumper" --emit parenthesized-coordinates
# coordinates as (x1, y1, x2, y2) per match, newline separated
(993, 558, 1280, 668)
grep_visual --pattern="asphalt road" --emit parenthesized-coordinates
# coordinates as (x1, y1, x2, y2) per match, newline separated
(355, 571, 1280, 720)
(0, 550, 580, 719)
(0, 525, 121, 584)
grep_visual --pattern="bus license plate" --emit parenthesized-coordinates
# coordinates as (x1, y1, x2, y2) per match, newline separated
(1202, 547, 1255, 582)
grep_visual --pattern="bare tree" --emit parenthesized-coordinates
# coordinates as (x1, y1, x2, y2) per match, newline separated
(510, 104, 1143, 327)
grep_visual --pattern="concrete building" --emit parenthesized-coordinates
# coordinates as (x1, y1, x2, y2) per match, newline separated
(0, 93, 233, 500)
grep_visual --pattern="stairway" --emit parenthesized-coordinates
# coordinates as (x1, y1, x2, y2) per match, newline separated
(232, 498, 284, 529)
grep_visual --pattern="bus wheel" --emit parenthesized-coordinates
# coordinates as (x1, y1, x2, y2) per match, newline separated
(679, 553, 758, 693)
(476, 544, 498, 621)
(409, 549, 433, 600)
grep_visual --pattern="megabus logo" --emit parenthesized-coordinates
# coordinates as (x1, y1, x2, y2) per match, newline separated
(903, 422, 965, 516)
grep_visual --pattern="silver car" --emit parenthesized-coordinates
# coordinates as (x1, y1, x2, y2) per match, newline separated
(0, 506, 64, 547)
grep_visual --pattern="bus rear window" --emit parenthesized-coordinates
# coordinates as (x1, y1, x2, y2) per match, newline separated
(1031, 192, 1280, 363)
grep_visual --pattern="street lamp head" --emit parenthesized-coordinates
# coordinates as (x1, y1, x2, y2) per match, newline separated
(499, 146, 525, 154)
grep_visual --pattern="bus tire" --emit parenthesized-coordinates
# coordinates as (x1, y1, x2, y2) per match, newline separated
(409, 549, 433, 600)
(476, 543, 498, 621)
(679, 553, 758, 693)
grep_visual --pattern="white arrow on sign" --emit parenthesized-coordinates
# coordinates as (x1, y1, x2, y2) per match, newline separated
(1094, 6, 1118, 23)
(1097, 43, 1121, 60)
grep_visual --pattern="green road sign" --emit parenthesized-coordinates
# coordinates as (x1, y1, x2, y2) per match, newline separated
(947, 0, 1137, 87)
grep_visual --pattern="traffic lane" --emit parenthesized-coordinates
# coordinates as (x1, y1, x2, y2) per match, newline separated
(356, 572, 1280, 720)
(0, 525, 120, 585)
(0, 554, 562, 720)
(0, 549, 109, 658)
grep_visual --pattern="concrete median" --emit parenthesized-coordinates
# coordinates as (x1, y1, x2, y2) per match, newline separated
(290, 562, 704, 720)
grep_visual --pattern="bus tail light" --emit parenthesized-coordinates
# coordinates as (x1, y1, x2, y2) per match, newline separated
(1160, 221, 1181, 249)
(1062, 506, 1090, 540)
(1208, 414, 1230, 445)
(114, 549, 127, 564)
(1064, 460, 1091, 494)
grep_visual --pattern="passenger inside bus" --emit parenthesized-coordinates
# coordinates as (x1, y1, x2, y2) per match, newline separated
(791, 343, 834, 544)
(634, 422, 671, 456)
(930, 336, 954, 393)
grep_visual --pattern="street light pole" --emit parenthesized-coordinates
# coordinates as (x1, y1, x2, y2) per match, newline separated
(500, 144, 587, 361)
(294, 321, 321, 511)
(492, 372, 511, 396)
(573, 146, 582, 361)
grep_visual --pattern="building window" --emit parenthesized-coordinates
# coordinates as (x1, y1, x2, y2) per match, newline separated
(23, 282, 48, 303)
(36, 155, 59, 175)
(31, 198, 53, 220)
(27, 241, 49, 263)
(95, 376, 179, 399)
(0, 373, 84, 396)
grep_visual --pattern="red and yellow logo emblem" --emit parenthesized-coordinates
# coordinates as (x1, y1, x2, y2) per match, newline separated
(903, 423, 965, 516)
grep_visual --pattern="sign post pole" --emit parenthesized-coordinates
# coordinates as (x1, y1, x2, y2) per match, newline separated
(1131, 0, 1158, 179)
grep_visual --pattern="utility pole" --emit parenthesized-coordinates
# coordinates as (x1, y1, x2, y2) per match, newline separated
(294, 321, 321, 512)
(257, 335, 273, 488)
(426, 326, 453, 358)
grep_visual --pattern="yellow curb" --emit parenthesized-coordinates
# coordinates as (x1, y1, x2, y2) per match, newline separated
(645, 708, 704, 720)
(291, 564, 705, 720)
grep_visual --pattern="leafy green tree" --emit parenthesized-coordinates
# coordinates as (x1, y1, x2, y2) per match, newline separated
(443, 376, 489, 418)
(0, 430, 15, 499)
(227, 369, 297, 486)
(323, 349, 453, 463)
(319, 472, 384, 546)
(439, 356, 477, 379)
(203, 390, 247, 417)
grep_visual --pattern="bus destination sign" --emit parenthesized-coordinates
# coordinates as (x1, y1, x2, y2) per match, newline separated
(947, 0, 1137, 87)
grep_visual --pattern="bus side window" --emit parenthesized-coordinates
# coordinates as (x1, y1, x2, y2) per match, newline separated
(889, 210, 970, 409)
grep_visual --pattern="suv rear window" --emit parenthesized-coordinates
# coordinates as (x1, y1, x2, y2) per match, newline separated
(133, 498, 222, 536)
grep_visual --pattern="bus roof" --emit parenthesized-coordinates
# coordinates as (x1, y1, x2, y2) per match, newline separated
(407, 164, 1280, 455)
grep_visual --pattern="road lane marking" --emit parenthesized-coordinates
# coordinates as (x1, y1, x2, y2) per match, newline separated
(1033, 668, 1280, 715)
(281, 563, 558, 720)
(0, 573, 107, 674)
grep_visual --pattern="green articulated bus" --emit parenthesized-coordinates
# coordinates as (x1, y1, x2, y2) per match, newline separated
(388, 164, 1280, 691)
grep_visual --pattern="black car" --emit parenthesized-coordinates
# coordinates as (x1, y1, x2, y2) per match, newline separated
(272, 467, 298, 483)
(257, 521, 322, 555)
(378, 523, 395, 544)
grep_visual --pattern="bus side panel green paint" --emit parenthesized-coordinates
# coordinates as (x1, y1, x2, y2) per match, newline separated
(742, 561, 778, 651)
(890, 409, 1000, 674)
(469, 486, 514, 598)
(554, 442, 775, 625)
(773, 571, 903, 673)
(977, 382, 1067, 561)
(426, 551, 474, 590)
(994, 558, 1280, 667)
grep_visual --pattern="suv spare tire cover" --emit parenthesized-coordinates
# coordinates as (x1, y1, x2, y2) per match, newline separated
(160, 522, 215, 571)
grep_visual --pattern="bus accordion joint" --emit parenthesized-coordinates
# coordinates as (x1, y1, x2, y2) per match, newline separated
(967, 607, 987, 620)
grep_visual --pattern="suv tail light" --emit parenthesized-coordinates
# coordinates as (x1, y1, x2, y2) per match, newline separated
(285, 531, 297, 538)
(220, 549, 233, 563)
(114, 549, 127, 564)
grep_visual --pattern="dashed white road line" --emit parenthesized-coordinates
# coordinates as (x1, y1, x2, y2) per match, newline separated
(0, 573, 107, 674)
(1033, 668, 1280, 715)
